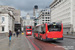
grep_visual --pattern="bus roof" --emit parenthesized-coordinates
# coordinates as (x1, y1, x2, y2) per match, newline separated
(35, 23, 62, 27)
(48, 23, 62, 25)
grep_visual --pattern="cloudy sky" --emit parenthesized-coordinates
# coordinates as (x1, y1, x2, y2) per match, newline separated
(0, 0, 53, 16)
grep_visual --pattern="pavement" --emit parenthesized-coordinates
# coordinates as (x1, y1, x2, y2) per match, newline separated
(63, 34, 75, 39)
(0, 33, 7, 39)
(0, 34, 34, 50)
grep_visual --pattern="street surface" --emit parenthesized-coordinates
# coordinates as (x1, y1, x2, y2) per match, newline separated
(0, 33, 75, 50)
(0, 34, 34, 50)
(27, 36, 75, 50)
(0, 33, 7, 39)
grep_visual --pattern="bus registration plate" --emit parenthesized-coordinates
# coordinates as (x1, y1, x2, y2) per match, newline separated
(53, 38, 57, 39)
(28, 32, 31, 33)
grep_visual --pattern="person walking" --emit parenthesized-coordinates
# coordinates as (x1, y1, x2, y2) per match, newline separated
(16, 31, 19, 37)
(18, 29, 20, 34)
(8, 30, 12, 45)
(13, 31, 15, 36)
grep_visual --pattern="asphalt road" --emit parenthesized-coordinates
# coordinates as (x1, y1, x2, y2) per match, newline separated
(54, 38, 75, 50)
(27, 36, 75, 50)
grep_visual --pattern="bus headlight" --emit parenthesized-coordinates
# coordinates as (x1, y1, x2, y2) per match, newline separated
(47, 31, 49, 33)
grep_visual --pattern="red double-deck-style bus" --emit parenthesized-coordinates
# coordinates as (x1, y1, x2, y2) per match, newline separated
(26, 26, 32, 36)
(34, 22, 63, 41)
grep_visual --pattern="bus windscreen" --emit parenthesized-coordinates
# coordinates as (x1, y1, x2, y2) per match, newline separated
(48, 25, 61, 31)
(27, 30, 31, 32)
(27, 26, 31, 29)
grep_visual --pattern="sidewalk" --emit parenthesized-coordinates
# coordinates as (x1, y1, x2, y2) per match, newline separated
(0, 33, 7, 39)
(63, 34, 75, 39)
(0, 34, 34, 50)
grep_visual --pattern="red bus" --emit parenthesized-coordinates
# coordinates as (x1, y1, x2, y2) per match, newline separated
(34, 22, 63, 41)
(26, 26, 32, 36)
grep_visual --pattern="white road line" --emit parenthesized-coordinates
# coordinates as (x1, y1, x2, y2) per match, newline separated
(51, 43, 69, 50)
(0, 37, 8, 41)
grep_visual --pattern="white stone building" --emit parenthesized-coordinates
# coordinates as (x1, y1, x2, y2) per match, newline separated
(0, 5, 21, 23)
(0, 5, 21, 32)
(37, 9, 50, 24)
(0, 9, 15, 33)
(22, 13, 35, 29)
(50, 0, 75, 34)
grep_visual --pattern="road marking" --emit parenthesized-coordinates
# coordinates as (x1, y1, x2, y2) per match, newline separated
(51, 43, 69, 50)
(0, 37, 8, 42)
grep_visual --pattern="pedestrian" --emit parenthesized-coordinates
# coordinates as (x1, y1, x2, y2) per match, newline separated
(16, 31, 19, 37)
(18, 29, 20, 34)
(8, 30, 12, 45)
(71, 32, 73, 35)
(8, 30, 12, 42)
(13, 31, 15, 36)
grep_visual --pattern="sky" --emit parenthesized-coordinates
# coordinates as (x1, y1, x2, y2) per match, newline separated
(0, 0, 53, 16)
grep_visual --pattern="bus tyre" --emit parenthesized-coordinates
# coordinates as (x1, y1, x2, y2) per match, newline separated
(41, 37, 43, 41)
(34, 35, 37, 39)
(34, 35, 35, 37)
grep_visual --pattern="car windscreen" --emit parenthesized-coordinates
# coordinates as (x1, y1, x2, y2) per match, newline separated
(48, 25, 61, 31)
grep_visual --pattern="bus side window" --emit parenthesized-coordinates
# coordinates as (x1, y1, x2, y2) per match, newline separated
(34, 27, 38, 33)
(44, 25, 46, 33)
(42, 31, 45, 34)
(38, 26, 42, 34)
(41, 25, 45, 34)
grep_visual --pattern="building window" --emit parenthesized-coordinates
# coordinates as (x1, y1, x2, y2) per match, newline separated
(42, 17, 44, 19)
(42, 15, 44, 16)
(59, 0, 61, 2)
(45, 12, 47, 14)
(48, 12, 50, 14)
(42, 20, 44, 21)
(46, 17, 47, 19)
(48, 17, 49, 19)
(2, 26, 4, 31)
(46, 20, 47, 21)
(2, 17, 5, 23)
(42, 12, 44, 14)
(48, 20, 50, 21)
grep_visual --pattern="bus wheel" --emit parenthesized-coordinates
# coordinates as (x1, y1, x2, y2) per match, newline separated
(34, 35, 37, 39)
(40, 37, 43, 41)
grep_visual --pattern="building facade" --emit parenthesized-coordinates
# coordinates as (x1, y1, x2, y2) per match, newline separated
(0, 5, 21, 23)
(33, 5, 38, 18)
(0, 5, 21, 32)
(0, 9, 15, 33)
(22, 13, 35, 30)
(50, 0, 75, 34)
(37, 9, 50, 25)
